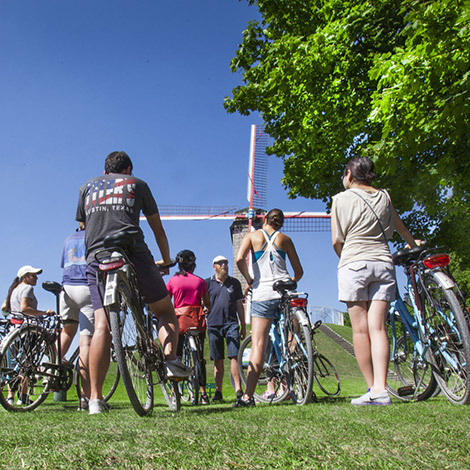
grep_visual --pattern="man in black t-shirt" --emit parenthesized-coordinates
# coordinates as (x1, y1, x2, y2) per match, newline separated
(76, 151, 191, 414)
(205, 255, 246, 402)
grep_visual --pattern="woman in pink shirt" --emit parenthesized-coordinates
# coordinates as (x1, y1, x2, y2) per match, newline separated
(166, 250, 211, 404)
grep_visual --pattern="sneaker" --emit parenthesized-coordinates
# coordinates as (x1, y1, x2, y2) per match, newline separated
(351, 389, 392, 406)
(232, 396, 255, 408)
(77, 397, 89, 411)
(6, 397, 14, 406)
(212, 390, 223, 403)
(236, 389, 244, 400)
(165, 358, 192, 379)
(16, 395, 32, 406)
(201, 393, 210, 405)
(89, 398, 109, 415)
(261, 390, 275, 400)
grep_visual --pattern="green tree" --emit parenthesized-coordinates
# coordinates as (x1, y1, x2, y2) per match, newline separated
(225, 0, 470, 261)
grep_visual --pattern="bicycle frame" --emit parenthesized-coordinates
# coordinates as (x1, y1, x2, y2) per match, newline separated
(389, 245, 467, 399)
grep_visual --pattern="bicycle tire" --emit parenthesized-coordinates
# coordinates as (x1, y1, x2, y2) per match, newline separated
(150, 322, 181, 411)
(109, 280, 154, 416)
(386, 318, 437, 402)
(285, 310, 314, 405)
(0, 324, 56, 412)
(237, 334, 289, 403)
(179, 337, 199, 405)
(424, 275, 470, 404)
(73, 344, 121, 404)
(313, 353, 341, 397)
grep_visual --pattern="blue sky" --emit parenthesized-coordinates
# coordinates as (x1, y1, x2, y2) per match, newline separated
(1, 0, 344, 314)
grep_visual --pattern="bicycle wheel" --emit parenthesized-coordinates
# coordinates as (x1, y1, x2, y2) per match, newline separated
(237, 334, 289, 403)
(73, 344, 120, 403)
(313, 353, 341, 397)
(109, 280, 154, 416)
(386, 318, 437, 401)
(285, 310, 313, 405)
(179, 337, 199, 405)
(0, 325, 56, 412)
(150, 322, 181, 411)
(424, 275, 470, 404)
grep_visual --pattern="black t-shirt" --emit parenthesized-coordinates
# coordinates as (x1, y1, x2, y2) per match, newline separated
(76, 173, 158, 263)
(205, 275, 243, 326)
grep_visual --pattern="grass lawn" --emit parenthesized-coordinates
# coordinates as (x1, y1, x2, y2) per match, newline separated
(1, 327, 469, 469)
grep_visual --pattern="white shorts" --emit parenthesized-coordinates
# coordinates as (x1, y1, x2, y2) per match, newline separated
(59, 285, 94, 336)
(338, 260, 397, 303)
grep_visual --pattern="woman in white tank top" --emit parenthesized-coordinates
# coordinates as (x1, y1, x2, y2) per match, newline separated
(234, 209, 303, 407)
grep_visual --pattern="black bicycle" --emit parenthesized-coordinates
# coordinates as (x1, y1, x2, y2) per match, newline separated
(310, 320, 341, 397)
(96, 231, 181, 416)
(0, 282, 119, 412)
(179, 327, 206, 405)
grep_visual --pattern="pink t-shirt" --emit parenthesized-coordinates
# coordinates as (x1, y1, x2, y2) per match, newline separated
(166, 272, 208, 309)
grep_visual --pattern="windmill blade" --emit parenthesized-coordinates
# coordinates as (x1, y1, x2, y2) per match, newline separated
(139, 205, 240, 221)
(283, 212, 331, 232)
(247, 124, 270, 211)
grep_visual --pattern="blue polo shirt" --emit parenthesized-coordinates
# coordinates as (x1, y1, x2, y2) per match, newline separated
(205, 275, 243, 327)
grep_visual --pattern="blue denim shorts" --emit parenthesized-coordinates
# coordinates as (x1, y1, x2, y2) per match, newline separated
(251, 299, 281, 320)
(208, 323, 240, 360)
(87, 249, 168, 311)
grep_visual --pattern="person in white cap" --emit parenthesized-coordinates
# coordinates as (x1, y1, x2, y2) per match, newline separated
(1, 265, 54, 406)
(205, 255, 246, 402)
(2, 265, 55, 318)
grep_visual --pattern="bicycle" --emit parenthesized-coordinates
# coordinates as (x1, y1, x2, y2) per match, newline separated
(178, 326, 206, 405)
(96, 230, 181, 416)
(0, 282, 120, 412)
(310, 320, 341, 397)
(386, 245, 470, 404)
(237, 279, 314, 405)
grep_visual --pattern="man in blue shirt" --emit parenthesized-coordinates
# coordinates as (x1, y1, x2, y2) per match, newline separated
(205, 255, 246, 402)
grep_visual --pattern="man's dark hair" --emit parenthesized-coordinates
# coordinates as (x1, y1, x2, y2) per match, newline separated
(266, 208, 285, 230)
(105, 151, 133, 174)
(345, 156, 375, 185)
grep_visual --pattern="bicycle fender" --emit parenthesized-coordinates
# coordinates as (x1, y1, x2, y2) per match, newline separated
(103, 272, 118, 306)
(295, 309, 310, 327)
(428, 270, 455, 290)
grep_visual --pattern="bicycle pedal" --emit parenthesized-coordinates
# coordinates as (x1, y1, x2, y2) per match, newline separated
(397, 385, 415, 396)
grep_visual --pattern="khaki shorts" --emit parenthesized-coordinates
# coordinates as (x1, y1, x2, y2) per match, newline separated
(60, 284, 94, 336)
(338, 260, 396, 303)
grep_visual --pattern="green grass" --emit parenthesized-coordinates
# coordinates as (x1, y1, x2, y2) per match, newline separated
(1, 326, 470, 469)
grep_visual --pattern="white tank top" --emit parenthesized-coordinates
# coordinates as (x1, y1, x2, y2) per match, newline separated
(251, 230, 291, 302)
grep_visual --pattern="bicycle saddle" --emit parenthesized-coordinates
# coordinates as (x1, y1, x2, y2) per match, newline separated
(103, 231, 135, 252)
(392, 245, 426, 266)
(273, 279, 297, 293)
(42, 281, 62, 296)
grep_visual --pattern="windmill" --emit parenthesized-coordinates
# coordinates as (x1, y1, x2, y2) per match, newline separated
(141, 125, 331, 285)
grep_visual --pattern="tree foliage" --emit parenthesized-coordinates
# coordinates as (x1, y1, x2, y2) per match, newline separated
(225, 0, 470, 261)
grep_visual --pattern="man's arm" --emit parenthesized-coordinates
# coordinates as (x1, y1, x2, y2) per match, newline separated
(146, 212, 171, 264)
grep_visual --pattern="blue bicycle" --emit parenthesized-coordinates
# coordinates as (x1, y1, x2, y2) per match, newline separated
(237, 279, 314, 405)
(386, 245, 470, 404)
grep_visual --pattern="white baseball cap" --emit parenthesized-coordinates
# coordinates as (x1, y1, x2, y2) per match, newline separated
(212, 255, 228, 264)
(17, 265, 43, 279)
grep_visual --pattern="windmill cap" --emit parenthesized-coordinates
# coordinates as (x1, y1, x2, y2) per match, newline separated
(212, 255, 228, 264)
(17, 265, 43, 279)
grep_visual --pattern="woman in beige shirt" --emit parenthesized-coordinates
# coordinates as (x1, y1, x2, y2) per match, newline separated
(331, 156, 418, 406)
